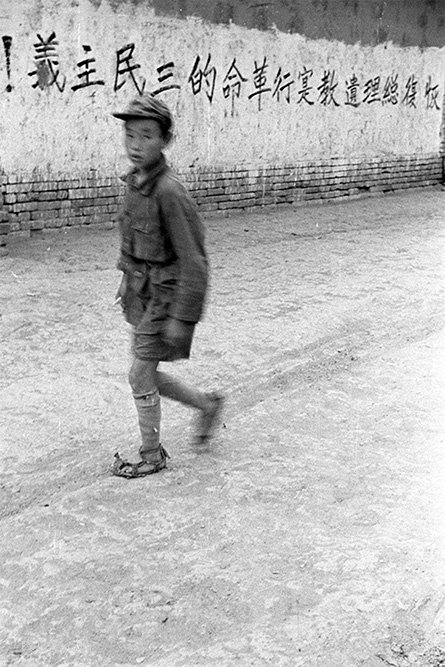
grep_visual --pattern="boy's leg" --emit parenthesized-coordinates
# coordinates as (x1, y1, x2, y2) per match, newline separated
(129, 358, 164, 465)
(156, 370, 224, 442)
(156, 370, 209, 409)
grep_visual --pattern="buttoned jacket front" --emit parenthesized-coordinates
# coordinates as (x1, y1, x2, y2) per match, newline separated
(117, 156, 208, 329)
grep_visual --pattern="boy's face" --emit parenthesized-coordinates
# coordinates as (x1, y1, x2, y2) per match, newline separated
(124, 118, 167, 170)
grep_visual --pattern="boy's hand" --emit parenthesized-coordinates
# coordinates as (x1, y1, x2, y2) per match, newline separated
(164, 318, 190, 349)
(114, 275, 127, 306)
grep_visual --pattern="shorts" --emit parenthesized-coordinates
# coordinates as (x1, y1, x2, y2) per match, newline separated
(133, 318, 195, 362)
(123, 264, 196, 361)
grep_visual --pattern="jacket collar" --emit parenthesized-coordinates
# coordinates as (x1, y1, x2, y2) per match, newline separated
(123, 154, 168, 196)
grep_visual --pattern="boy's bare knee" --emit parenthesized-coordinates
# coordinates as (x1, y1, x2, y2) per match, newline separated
(129, 358, 158, 395)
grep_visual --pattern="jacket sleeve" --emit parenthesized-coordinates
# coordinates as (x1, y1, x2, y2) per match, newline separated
(157, 179, 209, 323)
(116, 181, 135, 273)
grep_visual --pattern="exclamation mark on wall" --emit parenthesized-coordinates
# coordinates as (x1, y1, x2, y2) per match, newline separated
(2, 35, 13, 92)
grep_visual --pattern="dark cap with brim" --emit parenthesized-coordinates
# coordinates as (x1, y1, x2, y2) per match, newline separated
(112, 94, 173, 133)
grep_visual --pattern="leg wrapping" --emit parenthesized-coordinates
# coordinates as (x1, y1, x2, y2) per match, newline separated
(133, 389, 161, 457)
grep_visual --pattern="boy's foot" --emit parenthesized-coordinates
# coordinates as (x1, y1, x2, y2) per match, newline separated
(111, 446, 170, 478)
(196, 392, 225, 444)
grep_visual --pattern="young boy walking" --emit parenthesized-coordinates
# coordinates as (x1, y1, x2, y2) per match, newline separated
(111, 94, 223, 478)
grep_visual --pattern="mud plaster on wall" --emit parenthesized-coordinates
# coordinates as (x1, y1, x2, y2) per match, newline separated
(0, 0, 443, 178)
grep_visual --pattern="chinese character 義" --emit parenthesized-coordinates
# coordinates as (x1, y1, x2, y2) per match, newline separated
(28, 32, 66, 91)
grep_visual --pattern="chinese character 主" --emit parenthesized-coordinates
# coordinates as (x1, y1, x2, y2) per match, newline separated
(114, 43, 145, 94)
(188, 54, 217, 103)
(152, 61, 180, 96)
(71, 44, 105, 91)
(296, 66, 315, 105)
(28, 32, 66, 92)
(317, 70, 340, 107)
(248, 57, 272, 110)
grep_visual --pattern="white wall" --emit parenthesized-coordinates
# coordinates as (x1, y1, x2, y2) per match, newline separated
(0, 0, 443, 178)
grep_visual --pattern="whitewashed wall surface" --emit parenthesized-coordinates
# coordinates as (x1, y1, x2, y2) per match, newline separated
(0, 0, 443, 179)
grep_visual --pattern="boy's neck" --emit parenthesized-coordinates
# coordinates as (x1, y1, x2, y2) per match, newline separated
(134, 154, 166, 185)
(134, 169, 146, 187)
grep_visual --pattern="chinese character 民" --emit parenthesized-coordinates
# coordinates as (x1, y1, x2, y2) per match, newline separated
(188, 54, 217, 103)
(71, 44, 105, 91)
(222, 58, 248, 115)
(272, 67, 294, 103)
(28, 32, 66, 92)
(152, 61, 180, 96)
(114, 43, 145, 94)
(381, 74, 398, 105)
(402, 75, 418, 108)
(345, 74, 360, 107)
(248, 57, 272, 110)
(425, 75, 440, 110)
(363, 76, 381, 103)
(296, 66, 315, 105)
(317, 70, 340, 107)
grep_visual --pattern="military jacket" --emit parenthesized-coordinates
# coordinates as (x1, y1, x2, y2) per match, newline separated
(117, 155, 208, 327)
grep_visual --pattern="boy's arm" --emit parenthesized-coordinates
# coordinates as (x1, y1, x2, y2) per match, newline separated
(158, 182, 208, 323)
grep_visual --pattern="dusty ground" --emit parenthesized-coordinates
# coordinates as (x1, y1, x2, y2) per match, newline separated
(0, 188, 445, 666)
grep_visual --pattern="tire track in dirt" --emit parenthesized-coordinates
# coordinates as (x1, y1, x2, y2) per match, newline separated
(1, 308, 442, 522)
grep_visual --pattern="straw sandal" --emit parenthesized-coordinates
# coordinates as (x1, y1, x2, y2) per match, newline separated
(111, 446, 170, 478)
(196, 393, 225, 444)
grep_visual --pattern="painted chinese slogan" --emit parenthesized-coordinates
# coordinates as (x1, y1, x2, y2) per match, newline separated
(1, 31, 442, 113)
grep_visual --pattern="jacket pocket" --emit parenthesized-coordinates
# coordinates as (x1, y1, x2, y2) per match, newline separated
(119, 261, 149, 326)
(130, 197, 166, 262)
(131, 226, 166, 262)
(150, 263, 178, 293)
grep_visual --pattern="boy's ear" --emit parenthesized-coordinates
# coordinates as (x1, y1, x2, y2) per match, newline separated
(163, 130, 173, 146)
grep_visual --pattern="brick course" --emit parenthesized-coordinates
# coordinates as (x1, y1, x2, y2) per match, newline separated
(0, 172, 11, 254)
(1, 153, 442, 238)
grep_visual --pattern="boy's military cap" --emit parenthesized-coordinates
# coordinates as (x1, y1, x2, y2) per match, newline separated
(112, 94, 173, 133)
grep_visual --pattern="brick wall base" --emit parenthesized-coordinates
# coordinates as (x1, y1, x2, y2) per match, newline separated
(2, 153, 442, 238)
(0, 212, 10, 255)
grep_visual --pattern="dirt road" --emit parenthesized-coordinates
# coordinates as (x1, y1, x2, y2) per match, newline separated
(1, 188, 444, 666)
